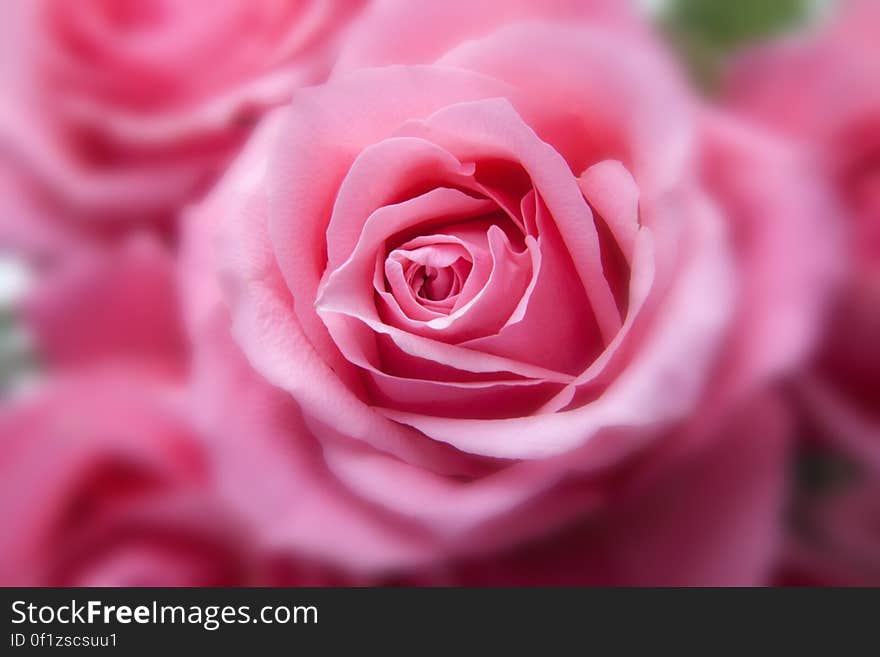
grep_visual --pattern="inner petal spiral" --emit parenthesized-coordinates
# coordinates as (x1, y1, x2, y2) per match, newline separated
(386, 240, 473, 314)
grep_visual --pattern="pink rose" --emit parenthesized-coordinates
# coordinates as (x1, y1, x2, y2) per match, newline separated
(726, 3, 880, 586)
(0, 0, 367, 250)
(726, 0, 880, 473)
(0, 375, 259, 586)
(183, 7, 832, 579)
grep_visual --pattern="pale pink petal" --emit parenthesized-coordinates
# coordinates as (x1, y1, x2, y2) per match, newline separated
(334, 0, 647, 72)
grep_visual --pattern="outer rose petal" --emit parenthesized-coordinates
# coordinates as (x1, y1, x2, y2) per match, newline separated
(189, 310, 447, 573)
(334, 0, 649, 72)
(433, 23, 692, 191)
(449, 395, 790, 586)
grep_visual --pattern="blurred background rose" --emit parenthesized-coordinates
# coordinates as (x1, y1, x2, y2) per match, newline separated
(0, 0, 368, 257)
(722, 0, 880, 585)
(1, 0, 876, 587)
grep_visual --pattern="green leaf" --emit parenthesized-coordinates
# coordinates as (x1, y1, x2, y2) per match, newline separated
(663, 0, 816, 89)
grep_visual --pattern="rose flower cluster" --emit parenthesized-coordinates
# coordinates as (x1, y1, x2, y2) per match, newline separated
(0, 0, 876, 586)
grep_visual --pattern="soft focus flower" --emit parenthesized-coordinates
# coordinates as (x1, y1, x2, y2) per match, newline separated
(22, 235, 188, 378)
(726, 0, 880, 434)
(182, 3, 832, 581)
(0, 375, 259, 586)
(333, 0, 650, 71)
(0, 0, 367, 253)
(725, 0, 880, 586)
